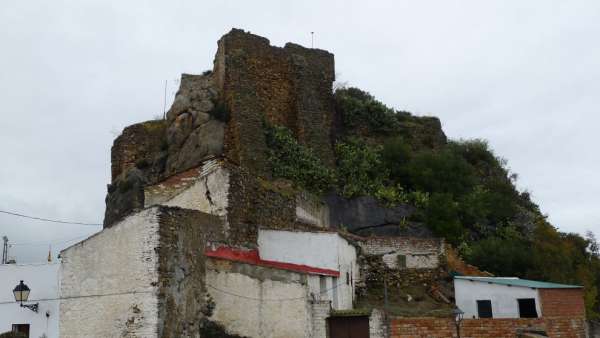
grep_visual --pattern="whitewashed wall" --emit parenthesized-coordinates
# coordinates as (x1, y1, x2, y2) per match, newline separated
(206, 268, 313, 338)
(59, 208, 160, 338)
(0, 263, 60, 338)
(144, 161, 229, 219)
(336, 236, 358, 310)
(257, 229, 357, 310)
(454, 278, 541, 319)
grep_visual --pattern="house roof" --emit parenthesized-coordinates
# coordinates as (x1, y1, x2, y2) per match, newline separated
(455, 276, 582, 289)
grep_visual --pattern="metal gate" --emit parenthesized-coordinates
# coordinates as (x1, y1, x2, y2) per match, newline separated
(327, 316, 370, 338)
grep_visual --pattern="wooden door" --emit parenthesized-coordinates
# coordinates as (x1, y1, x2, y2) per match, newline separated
(328, 316, 369, 338)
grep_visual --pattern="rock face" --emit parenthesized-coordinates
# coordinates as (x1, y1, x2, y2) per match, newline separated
(325, 194, 433, 237)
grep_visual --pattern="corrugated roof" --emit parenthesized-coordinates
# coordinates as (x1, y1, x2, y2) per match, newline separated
(455, 276, 582, 289)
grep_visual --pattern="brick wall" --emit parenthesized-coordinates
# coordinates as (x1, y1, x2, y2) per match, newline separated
(389, 316, 587, 338)
(539, 288, 585, 317)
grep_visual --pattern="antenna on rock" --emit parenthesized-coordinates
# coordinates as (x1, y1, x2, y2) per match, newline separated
(311, 32, 314, 48)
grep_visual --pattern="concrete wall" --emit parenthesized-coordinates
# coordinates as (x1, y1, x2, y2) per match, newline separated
(454, 278, 541, 319)
(257, 229, 357, 310)
(258, 230, 339, 271)
(205, 258, 314, 338)
(60, 208, 160, 338)
(0, 263, 60, 338)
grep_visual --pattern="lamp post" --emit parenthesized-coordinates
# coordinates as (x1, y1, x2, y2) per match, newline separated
(452, 307, 464, 338)
(13, 280, 39, 313)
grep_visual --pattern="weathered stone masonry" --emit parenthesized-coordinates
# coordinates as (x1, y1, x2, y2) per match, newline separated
(214, 28, 336, 176)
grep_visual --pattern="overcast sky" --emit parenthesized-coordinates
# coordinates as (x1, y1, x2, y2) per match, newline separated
(1, 1, 599, 263)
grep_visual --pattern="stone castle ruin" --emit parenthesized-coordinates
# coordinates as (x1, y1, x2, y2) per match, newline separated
(58, 29, 587, 338)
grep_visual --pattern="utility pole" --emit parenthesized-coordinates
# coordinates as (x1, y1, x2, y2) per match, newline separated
(2, 236, 8, 264)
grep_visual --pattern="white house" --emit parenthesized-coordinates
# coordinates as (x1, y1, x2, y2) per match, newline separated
(0, 263, 60, 338)
(204, 228, 360, 337)
(454, 276, 583, 319)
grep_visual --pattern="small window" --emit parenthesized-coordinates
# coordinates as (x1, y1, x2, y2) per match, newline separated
(477, 300, 493, 318)
(518, 298, 538, 318)
(346, 271, 350, 285)
(12, 324, 30, 337)
(397, 254, 407, 269)
(319, 275, 327, 297)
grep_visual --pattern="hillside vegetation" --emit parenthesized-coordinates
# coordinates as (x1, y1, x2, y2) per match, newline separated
(265, 87, 600, 318)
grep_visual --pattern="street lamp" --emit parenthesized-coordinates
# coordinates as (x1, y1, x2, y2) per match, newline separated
(452, 307, 464, 338)
(13, 280, 39, 313)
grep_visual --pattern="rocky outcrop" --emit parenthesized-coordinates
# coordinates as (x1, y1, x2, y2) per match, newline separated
(325, 194, 433, 237)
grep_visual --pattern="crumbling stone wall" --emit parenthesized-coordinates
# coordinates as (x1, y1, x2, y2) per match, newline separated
(155, 206, 226, 338)
(215, 28, 336, 176)
(111, 120, 167, 182)
(360, 236, 444, 269)
(226, 165, 296, 246)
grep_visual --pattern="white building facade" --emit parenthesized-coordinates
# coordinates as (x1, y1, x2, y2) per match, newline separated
(0, 263, 60, 338)
(454, 276, 581, 319)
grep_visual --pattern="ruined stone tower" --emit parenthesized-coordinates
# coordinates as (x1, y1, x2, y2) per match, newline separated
(105, 28, 336, 230)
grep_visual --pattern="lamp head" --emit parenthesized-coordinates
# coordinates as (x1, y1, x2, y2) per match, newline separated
(13, 280, 31, 302)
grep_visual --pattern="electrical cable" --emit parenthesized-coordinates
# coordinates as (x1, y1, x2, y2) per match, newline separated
(11, 235, 92, 246)
(0, 281, 348, 305)
(0, 210, 101, 227)
(205, 280, 346, 302)
(0, 289, 154, 306)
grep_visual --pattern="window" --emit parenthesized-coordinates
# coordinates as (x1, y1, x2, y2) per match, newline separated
(518, 298, 538, 318)
(397, 254, 407, 269)
(319, 275, 327, 298)
(476, 300, 493, 318)
(12, 324, 30, 337)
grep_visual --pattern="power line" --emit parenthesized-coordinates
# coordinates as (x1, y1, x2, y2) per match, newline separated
(0, 210, 101, 227)
(0, 281, 347, 306)
(11, 234, 92, 246)
(0, 289, 154, 306)
(206, 280, 345, 302)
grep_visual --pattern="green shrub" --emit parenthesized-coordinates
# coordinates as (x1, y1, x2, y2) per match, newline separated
(335, 87, 401, 134)
(424, 193, 464, 245)
(335, 138, 387, 198)
(265, 124, 335, 194)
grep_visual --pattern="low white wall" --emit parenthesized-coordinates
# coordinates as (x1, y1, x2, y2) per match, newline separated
(454, 278, 541, 319)
(59, 208, 160, 338)
(144, 161, 229, 219)
(206, 267, 312, 338)
(0, 263, 60, 338)
(258, 230, 339, 271)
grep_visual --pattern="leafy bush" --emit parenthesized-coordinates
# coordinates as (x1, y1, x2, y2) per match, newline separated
(424, 193, 464, 245)
(265, 124, 335, 194)
(335, 138, 387, 198)
(335, 87, 401, 134)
